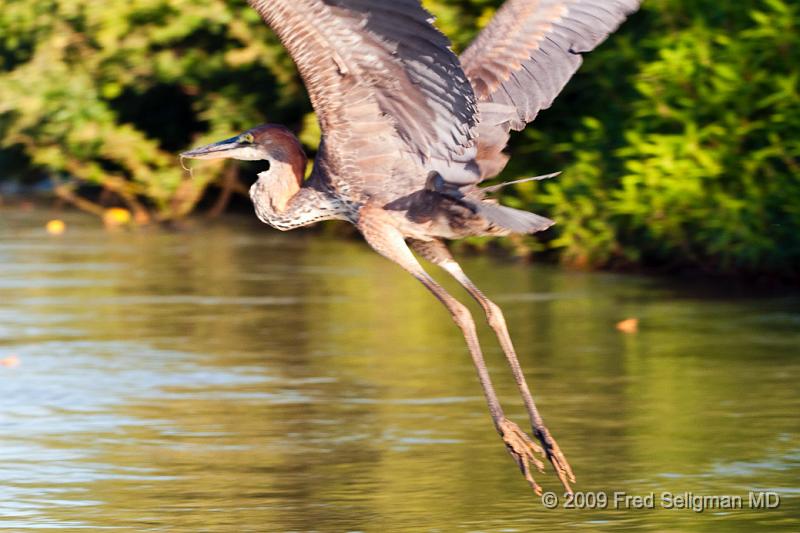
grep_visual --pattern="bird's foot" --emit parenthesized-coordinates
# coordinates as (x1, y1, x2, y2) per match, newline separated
(498, 417, 546, 495)
(498, 418, 576, 495)
(533, 424, 576, 495)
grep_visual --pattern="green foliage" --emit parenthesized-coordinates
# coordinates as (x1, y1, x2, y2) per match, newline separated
(0, 0, 798, 275)
(503, 0, 800, 275)
(0, 0, 305, 220)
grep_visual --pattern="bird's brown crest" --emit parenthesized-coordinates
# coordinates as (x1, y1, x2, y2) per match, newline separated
(248, 124, 308, 183)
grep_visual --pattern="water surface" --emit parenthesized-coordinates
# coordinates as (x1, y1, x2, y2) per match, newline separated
(1, 211, 798, 531)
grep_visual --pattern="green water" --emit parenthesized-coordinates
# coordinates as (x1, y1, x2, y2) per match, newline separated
(0, 211, 798, 531)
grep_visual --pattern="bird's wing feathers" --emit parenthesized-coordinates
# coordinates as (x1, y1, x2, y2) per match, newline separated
(248, 0, 479, 195)
(460, 0, 640, 180)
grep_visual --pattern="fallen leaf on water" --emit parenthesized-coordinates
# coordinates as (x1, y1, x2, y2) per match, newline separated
(103, 207, 132, 228)
(0, 355, 20, 368)
(46, 219, 66, 235)
(616, 318, 639, 333)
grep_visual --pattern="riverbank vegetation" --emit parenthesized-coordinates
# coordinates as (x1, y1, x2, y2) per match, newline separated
(1, 0, 797, 277)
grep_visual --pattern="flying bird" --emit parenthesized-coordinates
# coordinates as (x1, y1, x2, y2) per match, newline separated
(182, 0, 640, 495)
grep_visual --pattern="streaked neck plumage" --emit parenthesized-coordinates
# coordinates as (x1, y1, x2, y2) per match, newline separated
(250, 158, 303, 227)
(243, 126, 310, 230)
(182, 123, 351, 231)
(248, 130, 351, 231)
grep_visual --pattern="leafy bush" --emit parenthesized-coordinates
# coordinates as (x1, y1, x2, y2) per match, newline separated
(0, 0, 303, 220)
(502, 0, 800, 276)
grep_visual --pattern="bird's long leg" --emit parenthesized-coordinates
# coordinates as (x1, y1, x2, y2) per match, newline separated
(359, 216, 547, 494)
(409, 238, 575, 494)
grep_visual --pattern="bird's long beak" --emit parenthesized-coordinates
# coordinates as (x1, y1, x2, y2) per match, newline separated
(180, 136, 244, 160)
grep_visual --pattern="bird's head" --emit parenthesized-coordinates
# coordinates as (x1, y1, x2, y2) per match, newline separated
(181, 124, 307, 179)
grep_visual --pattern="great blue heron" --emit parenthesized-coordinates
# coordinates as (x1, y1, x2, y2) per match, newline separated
(182, 0, 640, 495)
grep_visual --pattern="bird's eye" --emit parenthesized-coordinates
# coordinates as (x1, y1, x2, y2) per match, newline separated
(240, 133, 255, 144)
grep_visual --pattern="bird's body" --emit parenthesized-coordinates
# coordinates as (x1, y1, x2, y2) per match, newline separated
(182, 0, 641, 495)
(197, 122, 539, 240)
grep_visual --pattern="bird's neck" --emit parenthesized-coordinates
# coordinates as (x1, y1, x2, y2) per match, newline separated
(261, 159, 304, 212)
(250, 160, 350, 231)
(250, 157, 324, 231)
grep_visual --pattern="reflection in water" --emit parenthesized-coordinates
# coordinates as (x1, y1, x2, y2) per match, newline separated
(0, 212, 798, 531)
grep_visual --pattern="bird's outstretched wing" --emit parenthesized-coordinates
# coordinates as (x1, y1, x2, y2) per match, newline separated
(248, 0, 479, 195)
(460, 0, 641, 180)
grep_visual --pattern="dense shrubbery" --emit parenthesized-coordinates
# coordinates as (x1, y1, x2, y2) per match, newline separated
(510, 0, 800, 276)
(0, 0, 797, 276)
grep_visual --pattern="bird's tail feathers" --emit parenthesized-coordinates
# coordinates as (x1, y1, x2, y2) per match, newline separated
(425, 169, 555, 234)
(472, 201, 555, 234)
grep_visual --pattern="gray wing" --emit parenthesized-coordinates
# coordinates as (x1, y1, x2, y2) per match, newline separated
(249, 0, 479, 196)
(460, 0, 641, 180)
